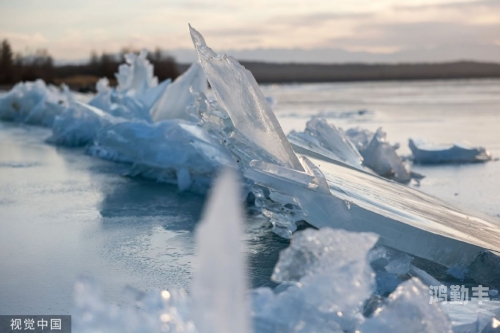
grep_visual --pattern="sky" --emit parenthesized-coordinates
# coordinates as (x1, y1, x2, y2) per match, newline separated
(0, 0, 499, 63)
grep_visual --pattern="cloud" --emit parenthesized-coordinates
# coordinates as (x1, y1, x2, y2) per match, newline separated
(270, 11, 374, 27)
(394, 0, 500, 11)
(327, 21, 500, 50)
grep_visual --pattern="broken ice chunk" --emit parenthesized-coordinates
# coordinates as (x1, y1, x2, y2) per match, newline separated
(89, 119, 233, 192)
(361, 278, 452, 333)
(287, 117, 364, 170)
(138, 77, 172, 111)
(151, 62, 207, 122)
(0, 80, 69, 127)
(189, 24, 304, 172)
(344, 127, 375, 152)
(409, 138, 492, 164)
(115, 49, 158, 96)
(48, 101, 123, 147)
(362, 128, 412, 183)
(246, 154, 500, 269)
(272, 227, 377, 283)
(252, 228, 377, 332)
(192, 169, 250, 333)
(442, 301, 500, 333)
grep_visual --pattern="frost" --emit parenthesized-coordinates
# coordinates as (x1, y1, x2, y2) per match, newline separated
(189, 24, 303, 172)
(409, 138, 492, 164)
(151, 62, 207, 122)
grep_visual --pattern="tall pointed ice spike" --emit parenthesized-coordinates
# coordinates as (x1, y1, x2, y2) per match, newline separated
(192, 168, 250, 333)
(189, 24, 304, 171)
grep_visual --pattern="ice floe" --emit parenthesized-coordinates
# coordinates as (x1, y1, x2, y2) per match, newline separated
(409, 138, 493, 164)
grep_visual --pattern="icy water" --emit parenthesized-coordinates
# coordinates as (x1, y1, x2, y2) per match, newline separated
(1, 78, 499, 315)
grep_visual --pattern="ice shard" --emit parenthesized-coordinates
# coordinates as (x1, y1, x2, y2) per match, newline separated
(362, 128, 411, 183)
(252, 227, 378, 332)
(88, 78, 151, 121)
(287, 117, 365, 170)
(115, 49, 158, 97)
(409, 138, 492, 164)
(245, 155, 500, 268)
(188, 26, 500, 270)
(151, 62, 207, 122)
(48, 101, 123, 146)
(192, 169, 250, 333)
(189, 25, 303, 172)
(360, 278, 453, 333)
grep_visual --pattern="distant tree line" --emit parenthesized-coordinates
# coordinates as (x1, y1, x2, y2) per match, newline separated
(0, 39, 180, 91)
(0, 40, 54, 84)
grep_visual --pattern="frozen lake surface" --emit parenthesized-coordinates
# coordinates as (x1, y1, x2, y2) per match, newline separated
(1, 78, 499, 315)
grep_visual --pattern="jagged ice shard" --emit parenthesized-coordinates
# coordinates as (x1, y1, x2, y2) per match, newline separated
(287, 117, 365, 170)
(151, 62, 208, 122)
(189, 25, 304, 172)
(188, 26, 500, 270)
(193, 169, 250, 333)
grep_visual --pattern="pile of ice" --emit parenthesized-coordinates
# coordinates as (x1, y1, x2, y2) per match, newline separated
(73, 170, 478, 333)
(0, 47, 236, 192)
(288, 119, 419, 183)
(409, 138, 493, 164)
(0, 80, 70, 127)
(89, 120, 232, 192)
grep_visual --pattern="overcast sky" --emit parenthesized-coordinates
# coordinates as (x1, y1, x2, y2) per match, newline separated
(1, 0, 499, 63)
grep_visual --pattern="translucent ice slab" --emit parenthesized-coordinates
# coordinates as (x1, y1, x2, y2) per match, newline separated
(188, 26, 500, 269)
(287, 117, 364, 170)
(189, 25, 303, 172)
(151, 62, 207, 122)
(245, 155, 500, 268)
